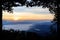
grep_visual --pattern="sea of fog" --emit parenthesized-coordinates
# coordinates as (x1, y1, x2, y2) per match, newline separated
(2, 20, 57, 36)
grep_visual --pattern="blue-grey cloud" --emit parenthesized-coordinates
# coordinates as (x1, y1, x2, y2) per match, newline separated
(13, 6, 50, 14)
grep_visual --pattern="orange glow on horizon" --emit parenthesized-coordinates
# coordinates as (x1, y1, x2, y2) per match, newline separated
(2, 11, 54, 21)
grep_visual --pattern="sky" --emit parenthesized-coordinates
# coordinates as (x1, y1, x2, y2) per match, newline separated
(2, 6, 54, 21)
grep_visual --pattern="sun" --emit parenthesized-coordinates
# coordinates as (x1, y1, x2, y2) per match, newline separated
(14, 18, 19, 20)
(13, 17, 22, 20)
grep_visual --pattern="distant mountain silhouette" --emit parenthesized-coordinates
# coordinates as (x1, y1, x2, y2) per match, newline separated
(2, 20, 51, 25)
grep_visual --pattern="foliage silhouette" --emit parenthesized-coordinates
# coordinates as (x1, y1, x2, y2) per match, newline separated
(2, 30, 57, 40)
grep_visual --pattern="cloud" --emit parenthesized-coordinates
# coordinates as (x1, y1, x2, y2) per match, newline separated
(13, 6, 50, 14)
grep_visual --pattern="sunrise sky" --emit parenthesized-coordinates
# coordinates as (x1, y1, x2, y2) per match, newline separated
(2, 6, 54, 21)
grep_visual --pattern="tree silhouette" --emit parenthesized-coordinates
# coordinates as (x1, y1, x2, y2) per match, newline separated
(2, 0, 58, 32)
